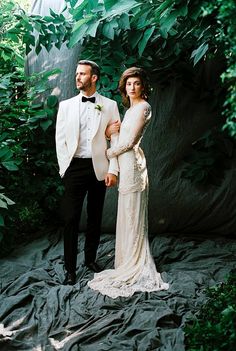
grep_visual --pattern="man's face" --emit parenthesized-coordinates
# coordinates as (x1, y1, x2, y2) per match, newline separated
(75, 64, 96, 91)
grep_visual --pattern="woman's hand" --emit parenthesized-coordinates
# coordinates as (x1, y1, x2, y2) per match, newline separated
(105, 173, 117, 187)
(105, 120, 120, 139)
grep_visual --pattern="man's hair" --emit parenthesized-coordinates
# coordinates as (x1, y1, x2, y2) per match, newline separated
(77, 60, 100, 80)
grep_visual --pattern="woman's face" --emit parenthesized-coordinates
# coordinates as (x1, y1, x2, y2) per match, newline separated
(125, 77, 143, 99)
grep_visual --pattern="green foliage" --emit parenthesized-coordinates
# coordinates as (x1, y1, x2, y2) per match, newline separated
(18, 201, 44, 233)
(217, 1, 236, 138)
(62, 0, 235, 135)
(185, 272, 236, 351)
(1, 0, 72, 55)
(0, 186, 15, 228)
(0, 0, 63, 251)
(67, 0, 207, 73)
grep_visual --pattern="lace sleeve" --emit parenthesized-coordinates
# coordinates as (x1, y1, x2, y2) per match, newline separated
(106, 103, 151, 159)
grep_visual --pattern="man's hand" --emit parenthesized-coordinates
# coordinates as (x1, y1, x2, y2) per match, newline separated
(105, 120, 121, 139)
(105, 173, 117, 187)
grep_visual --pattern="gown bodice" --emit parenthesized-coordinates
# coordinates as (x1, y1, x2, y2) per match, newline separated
(107, 101, 151, 194)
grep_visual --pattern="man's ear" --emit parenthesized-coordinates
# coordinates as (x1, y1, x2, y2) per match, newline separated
(92, 74, 98, 83)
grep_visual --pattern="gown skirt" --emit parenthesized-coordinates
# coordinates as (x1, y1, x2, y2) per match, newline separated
(88, 187, 169, 299)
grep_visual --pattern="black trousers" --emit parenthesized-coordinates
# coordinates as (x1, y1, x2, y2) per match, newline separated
(61, 158, 106, 273)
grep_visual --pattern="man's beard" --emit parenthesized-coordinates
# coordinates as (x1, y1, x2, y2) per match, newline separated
(77, 80, 92, 91)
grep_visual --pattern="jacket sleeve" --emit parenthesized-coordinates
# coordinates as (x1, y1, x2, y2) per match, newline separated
(106, 104, 151, 160)
(107, 101, 120, 175)
(55, 102, 70, 177)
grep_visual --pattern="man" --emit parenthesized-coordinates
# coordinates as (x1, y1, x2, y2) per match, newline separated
(55, 60, 120, 285)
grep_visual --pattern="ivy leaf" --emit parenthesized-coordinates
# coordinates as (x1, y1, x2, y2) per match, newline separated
(191, 42, 209, 66)
(138, 26, 155, 56)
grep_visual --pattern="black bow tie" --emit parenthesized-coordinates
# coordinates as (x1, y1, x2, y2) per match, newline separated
(82, 96, 96, 103)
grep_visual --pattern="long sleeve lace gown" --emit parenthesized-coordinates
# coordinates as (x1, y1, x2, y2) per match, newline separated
(88, 101, 169, 298)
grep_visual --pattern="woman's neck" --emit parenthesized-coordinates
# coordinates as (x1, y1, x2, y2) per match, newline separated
(130, 97, 144, 107)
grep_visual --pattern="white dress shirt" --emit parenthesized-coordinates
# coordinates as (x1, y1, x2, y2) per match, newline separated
(74, 92, 97, 158)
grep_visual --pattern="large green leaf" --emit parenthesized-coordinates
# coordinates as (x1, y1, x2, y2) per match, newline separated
(102, 65, 115, 75)
(40, 68, 62, 79)
(118, 13, 130, 30)
(0, 199, 7, 209)
(69, 23, 89, 47)
(2, 161, 19, 171)
(0, 148, 13, 162)
(87, 20, 100, 37)
(15, 53, 24, 66)
(191, 42, 209, 66)
(154, 0, 173, 20)
(89, 0, 99, 8)
(132, 8, 152, 30)
(160, 11, 178, 35)
(46, 95, 58, 108)
(0, 194, 15, 206)
(102, 19, 118, 40)
(72, 17, 92, 33)
(138, 26, 155, 56)
(69, 0, 89, 20)
(104, 0, 117, 11)
(102, 0, 139, 20)
(40, 119, 53, 131)
(129, 30, 143, 49)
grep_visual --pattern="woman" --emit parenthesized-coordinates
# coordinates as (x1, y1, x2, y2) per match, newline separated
(88, 67, 169, 298)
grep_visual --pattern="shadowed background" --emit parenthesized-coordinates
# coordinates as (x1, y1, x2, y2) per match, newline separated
(27, 1, 236, 236)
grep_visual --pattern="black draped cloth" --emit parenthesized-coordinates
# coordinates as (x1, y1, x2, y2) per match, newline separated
(0, 232, 235, 350)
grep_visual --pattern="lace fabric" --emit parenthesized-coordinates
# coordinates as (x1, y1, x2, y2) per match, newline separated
(106, 102, 151, 160)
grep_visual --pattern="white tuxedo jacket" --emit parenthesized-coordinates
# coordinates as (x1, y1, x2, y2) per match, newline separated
(55, 93, 120, 180)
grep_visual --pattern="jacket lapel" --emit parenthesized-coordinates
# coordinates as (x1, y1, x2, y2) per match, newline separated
(92, 94, 102, 138)
(70, 95, 80, 141)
